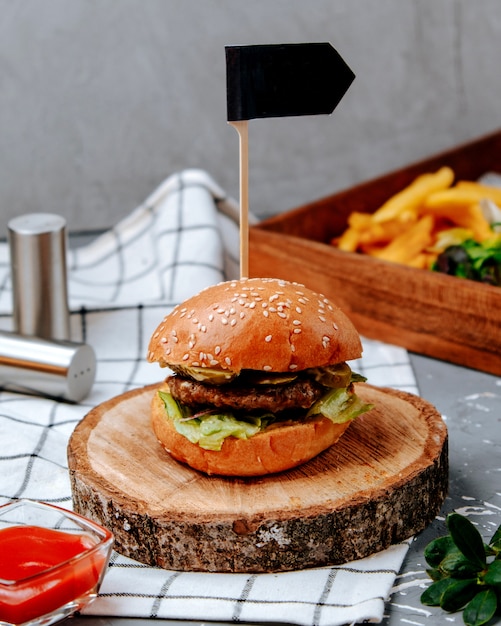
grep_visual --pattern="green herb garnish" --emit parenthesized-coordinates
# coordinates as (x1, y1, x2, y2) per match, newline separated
(421, 512, 501, 625)
(433, 238, 501, 286)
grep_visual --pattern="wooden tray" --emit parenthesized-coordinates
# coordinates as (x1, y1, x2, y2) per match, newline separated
(250, 130, 501, 376)
(68, 382, 448, 573)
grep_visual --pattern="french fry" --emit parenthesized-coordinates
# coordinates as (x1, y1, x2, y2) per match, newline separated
(423, 187, 492, 210)
(421, 192, 493, 241)
(347, 212, 373, 229)
(357, 218, 414, 247)
(406, 252, 437, 269)
(455, 180, 501, 207)
(371, 166, 454, 224)
(333, 226, 360, 252)
(369, 214, 435, 264)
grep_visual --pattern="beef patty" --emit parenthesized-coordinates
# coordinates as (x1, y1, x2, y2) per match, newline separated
(166, 374, 325, 413)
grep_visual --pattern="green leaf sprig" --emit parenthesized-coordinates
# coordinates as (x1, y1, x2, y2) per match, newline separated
(433, 238, 501, 286)
(421, 512, 501, 626)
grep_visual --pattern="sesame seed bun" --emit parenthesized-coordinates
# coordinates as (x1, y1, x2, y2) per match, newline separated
(151, 381, 351, 476)
(147, 277, 362, 373)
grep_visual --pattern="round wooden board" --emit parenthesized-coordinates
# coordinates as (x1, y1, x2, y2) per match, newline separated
(68, 383, 448, 573)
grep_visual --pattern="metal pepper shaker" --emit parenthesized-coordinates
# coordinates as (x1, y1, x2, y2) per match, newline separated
(0, 331, 96, 402)
(8, 213, 70, 341)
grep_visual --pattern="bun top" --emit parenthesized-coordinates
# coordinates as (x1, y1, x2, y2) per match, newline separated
(147, 278, 362, 374)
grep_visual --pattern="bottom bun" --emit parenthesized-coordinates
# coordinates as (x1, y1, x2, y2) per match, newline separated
(150, 383, 351, 476)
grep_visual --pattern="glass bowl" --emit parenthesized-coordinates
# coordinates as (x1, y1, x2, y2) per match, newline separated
(0, 499, 113, 626)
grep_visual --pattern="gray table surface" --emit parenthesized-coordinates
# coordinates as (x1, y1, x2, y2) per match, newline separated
(71, 351, 501, 626)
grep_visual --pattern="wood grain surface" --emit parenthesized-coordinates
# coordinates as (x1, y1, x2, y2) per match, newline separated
(68, 382, 448, 572)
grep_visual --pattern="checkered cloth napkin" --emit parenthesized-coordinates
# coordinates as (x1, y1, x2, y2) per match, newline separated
(0, 169, 419, 625)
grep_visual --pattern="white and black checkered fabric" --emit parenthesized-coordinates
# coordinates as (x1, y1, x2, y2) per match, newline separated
(0, 169, 418, 625)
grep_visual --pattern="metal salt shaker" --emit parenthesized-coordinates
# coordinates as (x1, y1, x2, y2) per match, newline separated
(8, 212, 70, 340)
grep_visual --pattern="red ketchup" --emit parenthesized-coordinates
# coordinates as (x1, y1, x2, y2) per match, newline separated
(0, 525, 106, 623)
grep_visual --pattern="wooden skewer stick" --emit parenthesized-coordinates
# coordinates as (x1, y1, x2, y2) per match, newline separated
(229, 120, 249, 279)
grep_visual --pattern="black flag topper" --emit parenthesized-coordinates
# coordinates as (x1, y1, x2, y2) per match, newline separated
(225, 42, 355, 121)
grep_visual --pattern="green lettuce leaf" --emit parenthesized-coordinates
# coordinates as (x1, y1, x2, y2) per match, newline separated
(307, 386, 374, 423)
(158, 383, 373, 452)
(158, 390, 266, 451)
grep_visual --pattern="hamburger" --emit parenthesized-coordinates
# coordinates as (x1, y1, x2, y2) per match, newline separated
(147, 277, 373, 476)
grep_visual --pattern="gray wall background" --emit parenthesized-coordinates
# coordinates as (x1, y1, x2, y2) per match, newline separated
(1, 0, 500, 235)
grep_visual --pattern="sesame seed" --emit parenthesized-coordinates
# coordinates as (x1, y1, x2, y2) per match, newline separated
(240, 312, 245, 319)
(263, 365, 272, 371)
(289, 364, 298, 370)
(182, 354, 189, 361)
(225, 357, 232, 366)
(200, 325, 207, 332)
(165, 348, 171, 355)
(210, 359, 219, 366)
(230, 319, 237, 327)
(263, 310, 269, 317)
(292, 320, 301, 325)
(278, 312, 287, 318)
(172, 336, 178, 343)
(221, 317, 228, 325)
(192, 361, 200, 367)
(265, 335, 272, 342)
(208, 314, 214, 322)
(319, 316, 326, 323)
(293, 328, 302, 334)
(215, 346, 221, 355)
(333, 322, 339, 330)
(160, 337, 168, 344)
(296, 307, 302, 314)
